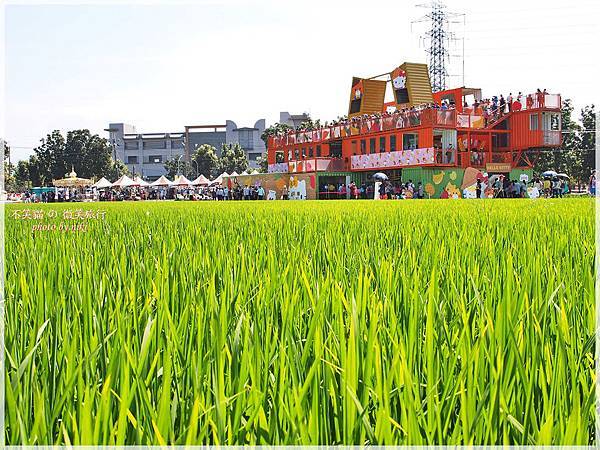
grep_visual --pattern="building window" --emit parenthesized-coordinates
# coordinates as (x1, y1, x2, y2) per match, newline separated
(238, 130, 254, 150)
(301, 147, 306, 158)
(351, 140, 357, 155)
(380, 136, 386, 152)
(171, 139, 184, 149)
(308, 146, 314, 157)
(143, 140, 167, 150)
(403, 133, 418, 150)
(530, 113, 539, 130)
(288, 150, 292, 161)
(294, 148, 300, 160)
(360, 140, 366, 154)
(148, 155, 163, 164)
(390, 135, 397, 151)
(369, 138, 376, 154)
(316, 145, 322, 157)
(249, 152, 261, 161)
(124, 141, 139, 150)
(127, 156, 138, 164)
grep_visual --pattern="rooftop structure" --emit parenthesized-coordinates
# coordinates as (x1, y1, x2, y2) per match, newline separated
(264, 62, 562, 199)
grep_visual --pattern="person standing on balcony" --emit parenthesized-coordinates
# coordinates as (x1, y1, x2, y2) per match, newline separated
(446, 144, 454, 164)
(527, 94, 534, 110)
(536, 89, 545, 108)
(499, 95, 506, 115)
(507, 93, 513, 112)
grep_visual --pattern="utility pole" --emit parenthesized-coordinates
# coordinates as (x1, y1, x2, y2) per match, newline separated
(412, 0, 463, 92)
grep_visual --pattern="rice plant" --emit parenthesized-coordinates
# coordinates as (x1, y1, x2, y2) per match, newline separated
(4, 198, 595, 445)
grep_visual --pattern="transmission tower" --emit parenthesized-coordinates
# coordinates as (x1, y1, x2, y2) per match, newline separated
(412, 0, 462, 93)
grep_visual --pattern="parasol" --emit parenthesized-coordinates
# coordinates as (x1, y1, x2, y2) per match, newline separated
(372, 172, 389, 181)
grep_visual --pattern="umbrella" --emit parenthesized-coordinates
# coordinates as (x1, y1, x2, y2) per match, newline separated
(92, 177, 113, 189)
(112, 175, 136, 188)
(172, 175, 193, 186)
(134, 176, 150, 187)
(557, 173, 570, 179)
(151, 175, 172, 187)
(372, 172, 389, 181)
(192, 174, 211, 186)
(541, 170, 558, 178)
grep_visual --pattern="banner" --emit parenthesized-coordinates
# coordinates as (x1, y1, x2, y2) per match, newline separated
(350, 148, 435, 170)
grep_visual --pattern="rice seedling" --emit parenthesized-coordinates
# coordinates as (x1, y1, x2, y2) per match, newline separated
(4, 198, 595, 444)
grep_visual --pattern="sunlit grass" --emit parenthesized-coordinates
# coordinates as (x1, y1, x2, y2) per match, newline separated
(4, 198, 595, 444)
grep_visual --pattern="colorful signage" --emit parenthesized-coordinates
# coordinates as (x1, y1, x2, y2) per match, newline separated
(350, 147, 435, 170)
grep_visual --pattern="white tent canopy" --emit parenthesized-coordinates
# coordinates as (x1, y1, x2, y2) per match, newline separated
(212, 172, 229, 184)
(240, 170, 249, 175)
(112, 175, 136, 188)
(172, 175, 193, 186)
(151, 175, 172, 187)
(230, 171, 239, 177)
(134, 176, 150, 187)
(192, 174, 211, 186)
(92, 177, 113, 189)
(251, 169, 260, 174)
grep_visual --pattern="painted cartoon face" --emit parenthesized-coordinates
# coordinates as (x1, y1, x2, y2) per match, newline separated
(393, 75, 406, 89)
(354, 89, 362, 99)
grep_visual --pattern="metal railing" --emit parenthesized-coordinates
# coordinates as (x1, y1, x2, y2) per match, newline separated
(267, 93, 561, 147)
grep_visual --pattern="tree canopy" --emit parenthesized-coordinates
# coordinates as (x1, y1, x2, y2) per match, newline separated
(13, 129, 124, 187)
(534, 100, 595, 182)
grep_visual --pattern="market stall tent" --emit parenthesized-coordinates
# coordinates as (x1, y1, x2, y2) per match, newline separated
(134, 176, 150, 187)
(212, 172, 229, 184)
(172, 175, 193, 186)
(192, 174, 211, 186)
(92, 177, 113, 189)
(112, 175, 136, 188)
(150, 175, 172, 187)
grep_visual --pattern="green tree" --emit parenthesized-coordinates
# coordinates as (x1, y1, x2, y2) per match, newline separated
(30, 129, 114, 182)
(14, 160, 31, 189)
(2, 140, 16, 191)
(260, 122, 293, 148)
(258, 153, 268, 173)
(191, 144, 219, 179)
(534, 99, 581, 176)
(111, 159, 129, 179)
(218, 143, 248, 174)
(164, 156, 191, 179)
(578, 104, 596, 182)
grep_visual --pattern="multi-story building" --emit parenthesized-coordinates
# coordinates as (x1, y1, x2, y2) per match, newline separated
(107, 118, 268, 180)
(280, 112, 311, 129)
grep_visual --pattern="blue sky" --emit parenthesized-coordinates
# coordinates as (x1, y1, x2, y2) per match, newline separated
(4, 0, 598, 161)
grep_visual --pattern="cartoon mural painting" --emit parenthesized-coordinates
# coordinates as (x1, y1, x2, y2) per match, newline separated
(289, 176, 307, 200)
(391, 66, 409, 104)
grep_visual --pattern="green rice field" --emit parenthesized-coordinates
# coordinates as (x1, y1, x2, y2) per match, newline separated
(4, 198, 595, 445)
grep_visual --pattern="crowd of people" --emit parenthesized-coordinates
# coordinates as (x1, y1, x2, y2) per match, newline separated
(321, 180, 425, 200)
(270, 89, 553, 145)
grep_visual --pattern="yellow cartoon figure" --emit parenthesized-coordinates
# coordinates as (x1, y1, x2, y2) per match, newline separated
(432, 172, 445, 185)
(425, 183, 435, 197)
